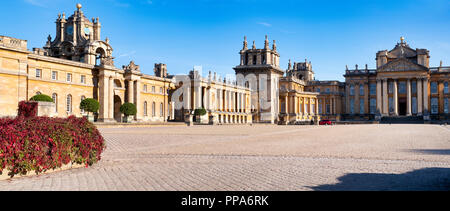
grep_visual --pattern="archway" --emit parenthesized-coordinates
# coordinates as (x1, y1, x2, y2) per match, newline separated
(95, 48, 106, 66)
(114, 95, 122, 122)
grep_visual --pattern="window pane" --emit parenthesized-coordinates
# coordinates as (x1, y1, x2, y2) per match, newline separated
(359, 85, 364, 96)
(412, 97, 417, 114)
(350, 85, 355, 96)
(444, 98, 449, 114)
(412, 81, 417, 94)
(398, 82, 406, 94)
(444, 82, 449, 94)
(431, 82, 438, 94)
(389, 97, 394, 113)
(360, 99, 364, 114)
(431, 98, 438, 114)
(350, 99, 354, 114)
(370, 98, 376, 114)
(370, 83, 376, 95)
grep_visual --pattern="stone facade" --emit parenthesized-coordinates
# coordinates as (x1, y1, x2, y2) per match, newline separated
(0, 5, 174, 124)
(344, 38, 450, 121)
(171, 70, 252, 125)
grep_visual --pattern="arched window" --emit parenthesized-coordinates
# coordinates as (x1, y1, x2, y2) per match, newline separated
(52, 93, 58, 112)
(160, 103, 164, 117)
(66, 94, 72, 113)
(144, 101, 148, 116)
(431, 82, 438, 94)
(152, 102, 156, 117)
(36, 91, 42, 95)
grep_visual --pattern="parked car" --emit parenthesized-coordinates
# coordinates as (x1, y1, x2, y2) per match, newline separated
(319, 120, 332, 125)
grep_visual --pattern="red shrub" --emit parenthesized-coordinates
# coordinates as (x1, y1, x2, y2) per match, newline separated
(18, 101, 38, 118)
(0, 116, 106, 178)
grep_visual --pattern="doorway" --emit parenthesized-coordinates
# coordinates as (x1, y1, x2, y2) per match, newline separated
(399, 97, 407, 116)
(114, 95, 122, 122)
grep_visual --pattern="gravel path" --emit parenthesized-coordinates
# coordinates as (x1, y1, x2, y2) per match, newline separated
(1, 124, 449, 191)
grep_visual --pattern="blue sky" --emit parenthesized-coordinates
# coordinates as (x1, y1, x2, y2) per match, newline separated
(1, 0, 449, 81)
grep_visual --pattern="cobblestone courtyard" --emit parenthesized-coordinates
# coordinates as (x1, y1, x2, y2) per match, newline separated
(1, 124, 449, 191)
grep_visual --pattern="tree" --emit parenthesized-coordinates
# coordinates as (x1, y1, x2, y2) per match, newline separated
(120, 103, 137, 116)
(80, 98, 100, 115)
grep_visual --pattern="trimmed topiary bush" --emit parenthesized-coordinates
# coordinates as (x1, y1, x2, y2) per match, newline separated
(194, 108, 207, 116)
(0, 116, 106, 178)
(30, 94, 53, 102)
(120, 103, 137, 116)
(80, 98, 100, 114)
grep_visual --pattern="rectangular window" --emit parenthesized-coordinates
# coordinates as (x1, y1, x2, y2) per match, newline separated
(431, 82, 438, 94)
(360, 99, 365, 114)
(52, 71, 57, 80)
(412, 97, 417, 114)
(389, 97, 394, 113)
(160, 87, 163, 94)
(444, 82, 449, 94)
(370, 98, 376, 114)
(326, 104, 331, 114)
(350, 98, 355, 114)
(67, 73, 72, 82)
(431, 98, 439, 114)
(318, 104, 323, 114)
(81, 75, 86, 84)
(388, 82, 393, 94)
(398, 82, 406, 94)
(412, 81, 417, 94)
(152, 86, 156, 93)
(369, 83, 376, 95)
(143, 85, 148, 92)
(350, 85, 355, 96)
(444, 98, 449, 114)
(36, 69, 42, 78)
(359, 85, 364, 96)
(160, 103, 164, 117)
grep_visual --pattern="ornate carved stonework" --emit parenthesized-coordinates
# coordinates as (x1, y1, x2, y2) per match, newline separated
(378, 58, 428, 72)
(123, 61, 140, 73)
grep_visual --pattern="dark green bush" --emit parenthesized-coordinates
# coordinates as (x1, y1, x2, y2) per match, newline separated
(120, 103, 137, 116)
(30, 94, 53, 102)
(80, 98, 100, 114)
(194, 108, 207, 116)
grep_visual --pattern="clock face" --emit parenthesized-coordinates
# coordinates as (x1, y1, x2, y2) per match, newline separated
(84, 27, 90, 36)
(66, 26, 73, 35)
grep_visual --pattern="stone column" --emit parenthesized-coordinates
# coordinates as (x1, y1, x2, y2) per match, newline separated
(284, 96, 288, 113)
(376, 79, 382, 114)
(195, 86, 202, 109)
(382, 79, 388, 115)
(109, 77, 114, 120)
(423, 78, 429, 114)
(393, 79, 398, 116)
(294, 96, 298, 116)
(128, 80, 134, 104)
(185, 86, 191, 110)
(315, 98, 319, 116)
(218, 89, 223, 111)
(135, 80, 142, 121)
(406, 79, 412, 116)
(417, 78, 423, 115)
(98, 75, 109, 121)
(310, 98, 314, 115)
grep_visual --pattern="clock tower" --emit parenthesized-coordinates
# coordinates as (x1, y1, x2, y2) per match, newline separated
(43, 3, 114, 66)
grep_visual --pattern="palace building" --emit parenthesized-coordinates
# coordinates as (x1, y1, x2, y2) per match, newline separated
(1, 4, 448, 124)
(0, 4, 174, 123)
(344, 37, 450, 121)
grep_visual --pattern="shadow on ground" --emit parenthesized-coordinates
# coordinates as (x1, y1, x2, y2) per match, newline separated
(309, 168, 450, 191)
(411, 149, 450, 155)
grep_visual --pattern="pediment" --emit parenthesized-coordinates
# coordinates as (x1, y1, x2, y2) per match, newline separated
(388, 45, 416, 58)
(378, 58, 428, 72)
